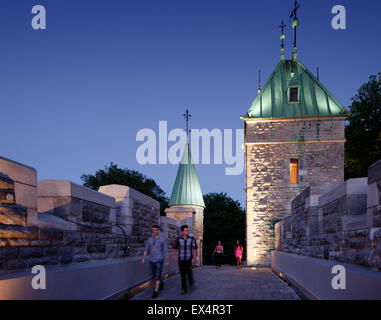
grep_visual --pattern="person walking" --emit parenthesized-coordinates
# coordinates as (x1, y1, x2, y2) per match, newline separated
(234, 240, 243, 268)
(142, 224, 170, 299)
(213, 241, 224, 269)
(172, 225, 197, 294)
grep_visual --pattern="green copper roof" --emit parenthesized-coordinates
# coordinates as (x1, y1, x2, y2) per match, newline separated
(169, 143, 205, 208)
(246, 59, 349, 119)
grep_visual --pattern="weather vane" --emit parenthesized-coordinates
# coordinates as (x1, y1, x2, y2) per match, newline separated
(183, 109, 191, 139)
(290, 0, 300, 59)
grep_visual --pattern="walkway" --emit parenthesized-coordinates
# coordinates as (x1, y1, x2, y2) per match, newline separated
(130, 265, 301, 300)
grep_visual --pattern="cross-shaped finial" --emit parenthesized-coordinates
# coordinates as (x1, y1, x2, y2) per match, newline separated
(290, 0, 301, 58)
(183, 109, 191, 138)
(290, 0, 300, 20)
(279, 20, 286, 49)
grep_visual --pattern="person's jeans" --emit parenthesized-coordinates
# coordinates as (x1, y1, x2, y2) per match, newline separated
(178, 259, 194, 291)
(150, 260, 164, 281)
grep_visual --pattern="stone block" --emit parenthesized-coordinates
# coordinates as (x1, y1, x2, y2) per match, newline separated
(7, 238, 30, 246)
(30, 239, 50, 246)
(368, 159, 381, 184)
(0, 174, 14, 190)
(43, 247, 58, 256)
(58, 247, 73, 264)
(0, 247, 18, 259)
(38, 180, 116, 208)
(0, 204, 27, 226)
(7, 259, 27, 270)
(14, 182, 37, 212)
(19, 247, 43, 259)
(38, 212, 77, 231)
(63, 231, 82, 246)
(0, 225, 38, 239)
(39, 229, 64, 241)
(318, 178, 368, 208)
(0, 157, 37, 187)
(87, 244, 106, 254)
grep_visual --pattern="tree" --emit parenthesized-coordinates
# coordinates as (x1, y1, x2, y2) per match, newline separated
(203, 192, 245, 265)
(81, 163, 169, 215)
(345, 73, 381, 179)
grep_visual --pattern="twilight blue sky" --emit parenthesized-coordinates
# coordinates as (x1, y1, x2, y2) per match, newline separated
(1, 0, 380, 207)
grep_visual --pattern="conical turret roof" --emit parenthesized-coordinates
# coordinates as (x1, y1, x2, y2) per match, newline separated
(169, 143, 205, 208)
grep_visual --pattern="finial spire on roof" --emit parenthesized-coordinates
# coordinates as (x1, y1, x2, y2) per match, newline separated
(258, 70, 262, 94)
(317, 67, 320, 81)
(290, 0, 300, 60)
(279, 20, 286, 60)
(183, 109, 191, 141)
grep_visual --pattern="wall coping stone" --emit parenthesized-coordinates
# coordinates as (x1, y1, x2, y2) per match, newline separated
(38, 180, 115, 208)
(318, 178, 368, 207)
(368, 159, 381, 185)
(98, 185, 159, 209)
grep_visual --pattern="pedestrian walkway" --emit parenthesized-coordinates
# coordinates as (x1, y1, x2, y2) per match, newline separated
(130, 265, 301, 300)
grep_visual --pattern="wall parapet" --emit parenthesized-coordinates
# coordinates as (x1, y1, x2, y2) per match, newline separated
(275, 159, 381, 271)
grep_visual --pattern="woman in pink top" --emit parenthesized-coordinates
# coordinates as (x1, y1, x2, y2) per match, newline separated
(234, 240, 243, 268)
(213, 241, 224, 269)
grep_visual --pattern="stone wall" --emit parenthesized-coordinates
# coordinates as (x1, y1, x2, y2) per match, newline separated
(275, 159, 381, 271)
(0, 175, 128, 273)
(0, 157, 38, 226)
(0, 157, 168, 274)
(98, 185, 160, 256)
(159, 216, 178, 250)
(245, 118, 345, 266)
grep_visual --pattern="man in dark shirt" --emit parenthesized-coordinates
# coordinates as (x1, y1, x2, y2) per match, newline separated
(172, 225, 197, 294)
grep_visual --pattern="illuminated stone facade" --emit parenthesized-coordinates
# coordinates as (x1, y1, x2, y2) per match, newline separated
(245, 117, 346, 266)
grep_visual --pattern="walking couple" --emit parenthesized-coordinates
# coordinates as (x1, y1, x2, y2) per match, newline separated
(142, 224, 197, 298)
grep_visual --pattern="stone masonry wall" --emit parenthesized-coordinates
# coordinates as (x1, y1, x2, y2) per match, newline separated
(245, 118, 345, 266)
(0, 176, 128, 274)
(275, 159, 381, 271)
(98, 185, 161, 257)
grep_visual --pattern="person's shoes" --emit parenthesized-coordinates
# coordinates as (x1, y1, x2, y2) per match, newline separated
(159, 281, 164, 291)
(181, 289, 187, 295)
(188, 284, 194, 293)
(152, 291, 159, 299)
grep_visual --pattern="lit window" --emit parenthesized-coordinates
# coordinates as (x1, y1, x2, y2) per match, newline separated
(289, 87, 299, 103)
(290, 159, 299, 184)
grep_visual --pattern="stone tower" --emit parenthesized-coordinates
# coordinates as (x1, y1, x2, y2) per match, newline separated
(165, 143, 205, 266)
(242, 57, 349, 266)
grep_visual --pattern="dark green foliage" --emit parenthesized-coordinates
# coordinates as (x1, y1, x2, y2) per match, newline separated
(81, 163, 169, 215)
(345, 73, 381, 179)
(203, 192, 245, 265)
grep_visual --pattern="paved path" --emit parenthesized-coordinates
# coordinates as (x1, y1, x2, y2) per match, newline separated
(131, 266, 301, 300)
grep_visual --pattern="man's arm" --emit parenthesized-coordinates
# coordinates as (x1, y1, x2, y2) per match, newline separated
(192, 237, 197, 262)
(142, 239, 150, 264)
(172, 238, 178, 262)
